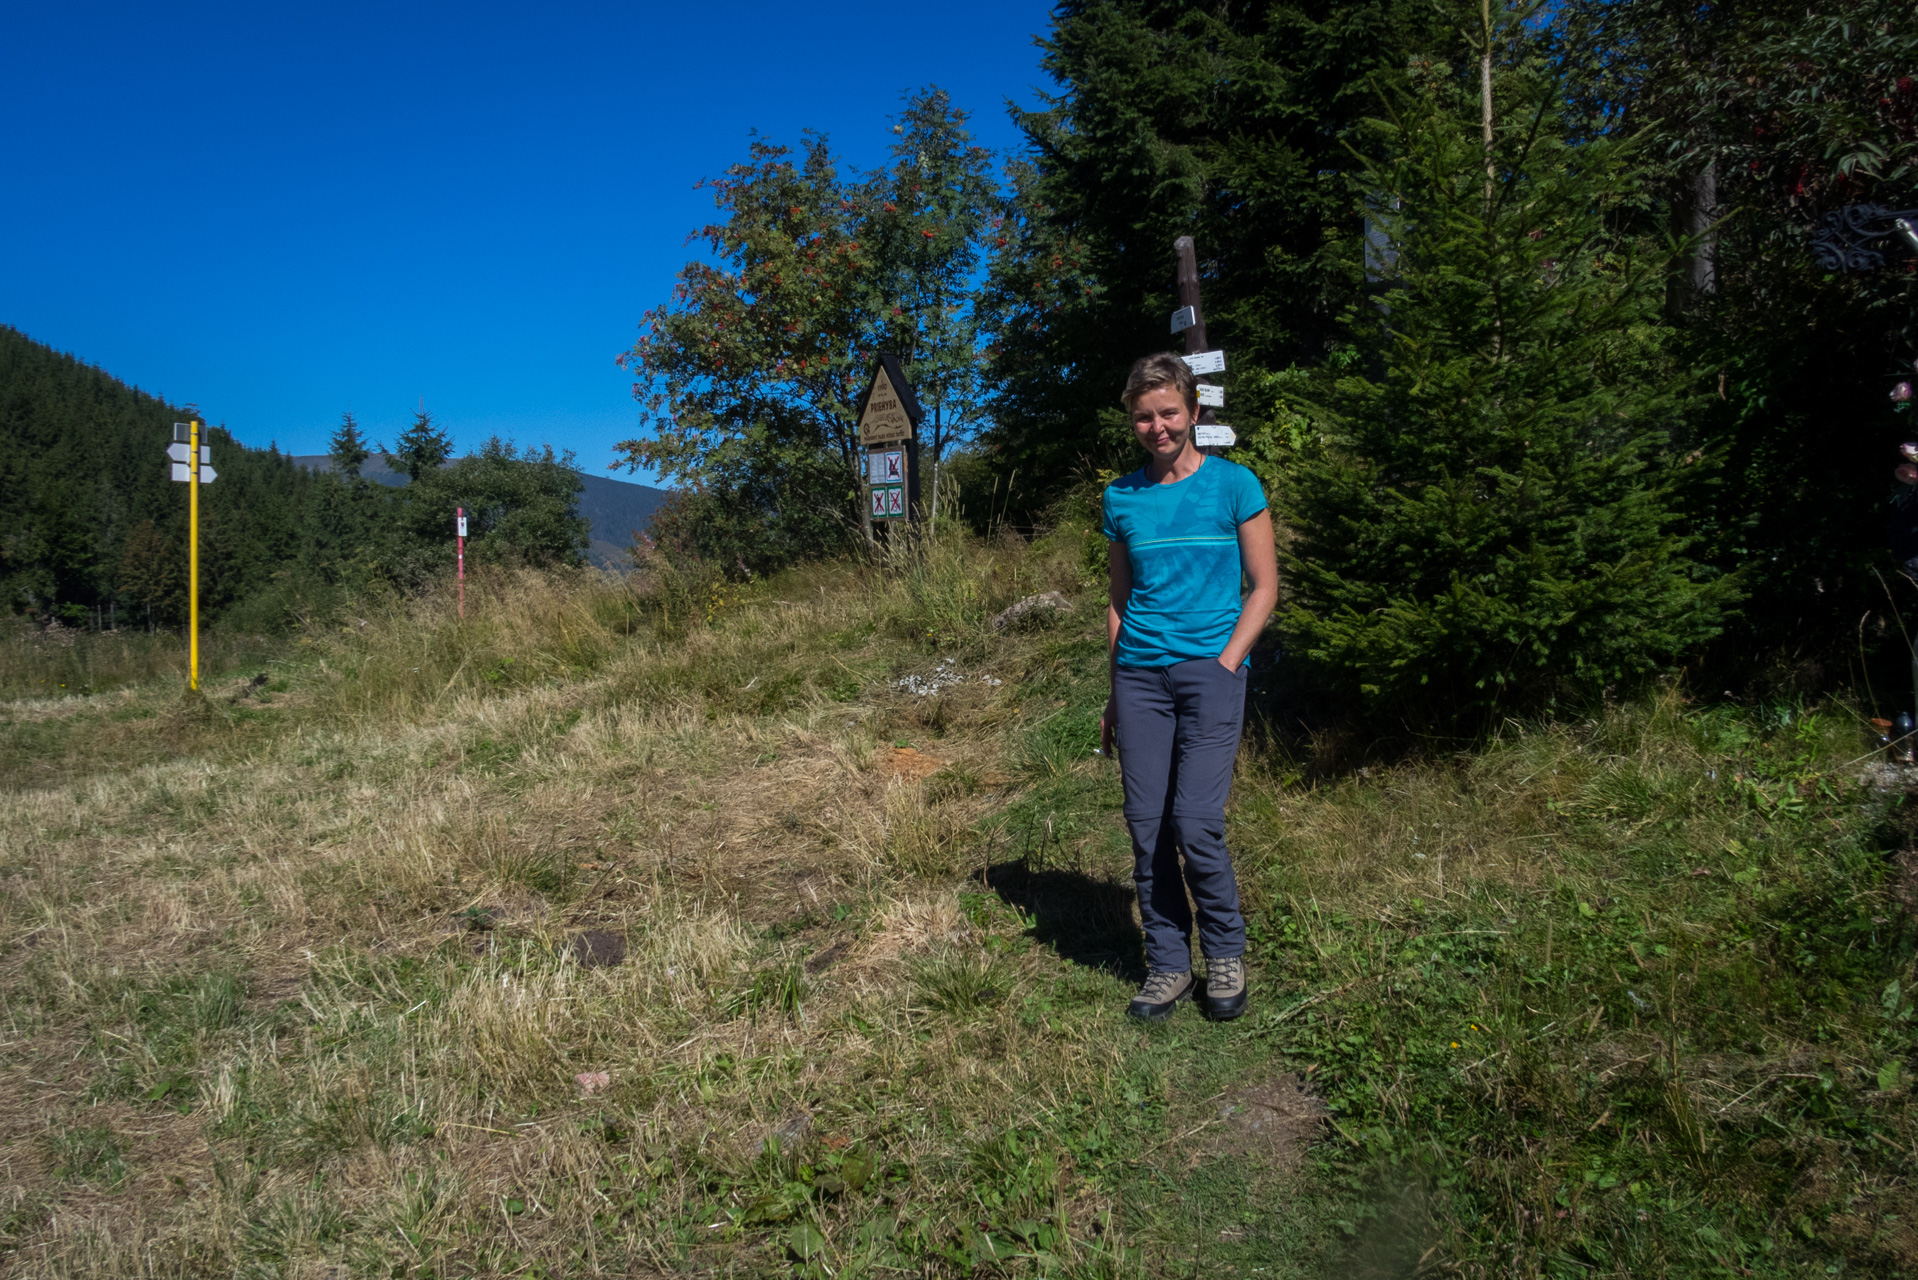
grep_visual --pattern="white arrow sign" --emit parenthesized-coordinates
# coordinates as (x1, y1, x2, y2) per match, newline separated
(1182, 349, 1225, 375)
(167, 441, 192, 463)
(1195, 423, 1236, 448)
(1197, 383, 1225, 407)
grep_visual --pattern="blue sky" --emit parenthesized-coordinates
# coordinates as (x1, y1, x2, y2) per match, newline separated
(0, 1, 1056, 485)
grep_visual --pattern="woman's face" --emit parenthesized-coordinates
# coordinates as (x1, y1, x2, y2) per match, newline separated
(1131, 385, 1196, 462)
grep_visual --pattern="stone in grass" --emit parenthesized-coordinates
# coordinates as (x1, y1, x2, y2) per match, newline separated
(769, 1113, 812, 1151)
(575, 1071, 612, 1096)
(458, 905, 499, 932)
(989, 591, 1072, 632)
(565, 930, 627, 968)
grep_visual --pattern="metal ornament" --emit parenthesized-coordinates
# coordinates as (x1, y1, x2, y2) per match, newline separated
(1809, 204, 1918, 273)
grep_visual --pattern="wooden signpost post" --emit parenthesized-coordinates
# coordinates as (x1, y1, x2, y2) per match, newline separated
(857, 353, 923, 535)
(1172, 236, 1235, 452)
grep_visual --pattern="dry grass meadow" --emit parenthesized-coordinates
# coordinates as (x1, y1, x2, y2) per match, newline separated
(1, 524, 1913, 1278)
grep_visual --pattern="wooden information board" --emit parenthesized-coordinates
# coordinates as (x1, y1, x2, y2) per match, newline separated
(857, 354, 923, 523)
(858, 359, 917, 446)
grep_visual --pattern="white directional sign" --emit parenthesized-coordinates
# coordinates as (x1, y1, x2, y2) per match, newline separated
(1170, 305, 1196, 334)
(1195, 423, 1237, 448)
(1197, 383, 1225, 407)
(1182, 350, 1225, 375)
(167, 442, 215, 482)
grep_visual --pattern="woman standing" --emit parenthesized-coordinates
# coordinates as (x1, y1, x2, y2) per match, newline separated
(1099, 353, 1278, 1022)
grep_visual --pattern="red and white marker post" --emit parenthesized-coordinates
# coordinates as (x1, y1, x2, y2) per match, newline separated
(456, 507, 467, 618)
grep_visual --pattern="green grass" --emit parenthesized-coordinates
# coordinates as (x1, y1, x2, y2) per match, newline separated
(0, 543, 1911, 1277)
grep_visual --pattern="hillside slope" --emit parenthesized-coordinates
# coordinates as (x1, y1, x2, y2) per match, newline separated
(0, 325, 318, 625)
(0, 535, 1912, 1277)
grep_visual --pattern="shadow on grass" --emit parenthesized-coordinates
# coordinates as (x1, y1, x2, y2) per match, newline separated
(977, 857, 1145, 983)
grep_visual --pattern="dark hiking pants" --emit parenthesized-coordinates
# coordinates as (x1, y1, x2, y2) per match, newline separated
(1113, 657, 1248, 972)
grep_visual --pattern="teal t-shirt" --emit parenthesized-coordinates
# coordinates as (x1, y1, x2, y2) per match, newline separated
(1101, 456, 1268, 668)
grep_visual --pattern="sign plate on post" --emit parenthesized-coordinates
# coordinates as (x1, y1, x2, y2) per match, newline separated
(1170, 305, 1196, 334)
(167, 439, 216, 483)
(457, 515, 468, 537)
(1194, 423, 1237, 448)
(1196, 383, 1225, 407)
(868, 450, 905, 485)
(1182, 350, 1226, 375)
(871, 485, 905, 519)
(858, 363, 916, 445)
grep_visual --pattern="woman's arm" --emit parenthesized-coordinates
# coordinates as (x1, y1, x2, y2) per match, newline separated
(1101, 539, 1132, 755)
(1217, 509, 1278, 670)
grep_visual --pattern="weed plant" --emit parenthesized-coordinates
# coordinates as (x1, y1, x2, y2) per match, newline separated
(0, 528, 1910, 1277)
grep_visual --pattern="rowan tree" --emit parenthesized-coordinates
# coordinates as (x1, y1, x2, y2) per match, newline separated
(616, 88, 999, 569)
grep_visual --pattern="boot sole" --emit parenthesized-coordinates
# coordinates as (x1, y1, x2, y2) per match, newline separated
(1203, 991, 1248, 1021)
(1126, 986, 1193, 1023)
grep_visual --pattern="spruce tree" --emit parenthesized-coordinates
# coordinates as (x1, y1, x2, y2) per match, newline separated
(1279, 65, 1733, 727)
(979, 0, 1459, 512)
(388, 407, 452, 483)
(328, 411, 371, 479)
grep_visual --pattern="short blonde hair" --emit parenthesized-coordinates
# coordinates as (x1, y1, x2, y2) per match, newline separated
(1121, 352, 1198, 412)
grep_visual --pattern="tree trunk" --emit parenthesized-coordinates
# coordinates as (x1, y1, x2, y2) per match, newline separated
(1689, 160, 1717, 297)
(855, 431, 873, 551)
(1482, 0, 1495, 212)
(929, 397, 942, 527)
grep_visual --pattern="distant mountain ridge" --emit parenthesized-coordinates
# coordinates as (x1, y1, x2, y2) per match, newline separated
(291, 454, 669, 569)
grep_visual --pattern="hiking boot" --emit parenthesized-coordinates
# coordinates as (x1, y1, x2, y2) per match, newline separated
(1203, 956, 1247, 1021)
(1126, 969, 1193, 1022)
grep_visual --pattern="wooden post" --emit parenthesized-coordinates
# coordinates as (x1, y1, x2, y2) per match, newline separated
(1175, 235, 1208, 355)
(1174, 236, 1223, 454)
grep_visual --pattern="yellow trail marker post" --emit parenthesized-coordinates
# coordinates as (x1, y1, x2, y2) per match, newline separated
(168, 420, 217, 691)
(189, 418, 199, 691)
